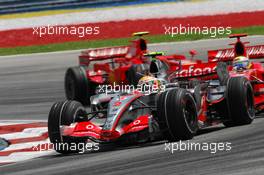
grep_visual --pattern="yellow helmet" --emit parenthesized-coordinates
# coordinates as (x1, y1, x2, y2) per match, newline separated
(137, 76, 161, 91)
(233, 56, 250, 70)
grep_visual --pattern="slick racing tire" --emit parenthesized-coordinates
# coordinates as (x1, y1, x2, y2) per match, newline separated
(48, 101, 87, 154)
(65, 66, 96, 106)
(157, 88, 198, 142)
(224, 76, 255, 126)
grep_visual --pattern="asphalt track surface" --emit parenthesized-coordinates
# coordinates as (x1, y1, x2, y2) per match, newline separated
(0, 36, 264, 174)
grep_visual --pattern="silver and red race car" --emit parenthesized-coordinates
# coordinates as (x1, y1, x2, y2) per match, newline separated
(48, 69, 255, 154)
(49, 80, 198, 153)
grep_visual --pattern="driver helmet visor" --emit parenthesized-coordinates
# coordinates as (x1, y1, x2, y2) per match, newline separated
(233, 60, 249, 69)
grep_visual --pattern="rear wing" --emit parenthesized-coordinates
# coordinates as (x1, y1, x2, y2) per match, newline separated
(208, 45, 264, 62)
(80, 46, 129, 60)
(79, 46, 131, 65)
(78, 31, 149, 65)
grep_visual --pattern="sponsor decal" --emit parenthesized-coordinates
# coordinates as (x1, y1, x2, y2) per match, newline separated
(133, 120, 141, 125)
(215, 46, 264, 59)
(83, 47, 129, 57)
(248, 46, 264, 56)
(173, 65, 217, 78)
(86, 125, 94, 130)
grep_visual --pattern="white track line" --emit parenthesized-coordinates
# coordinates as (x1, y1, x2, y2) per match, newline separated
(0, 121, 35, 126)
(0, 122, 52, 164)
(0, 127, 47, 140)
(4, 139, 50, 151)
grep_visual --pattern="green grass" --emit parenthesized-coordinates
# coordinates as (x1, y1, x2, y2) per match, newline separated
(0, 26, 264, 56)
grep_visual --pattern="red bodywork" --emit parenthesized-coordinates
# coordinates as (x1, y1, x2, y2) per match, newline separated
(208, 34, 264, 111)
(61, 92, 151, 142)
(173, 35, 264, 79)
(229, 66, 264, 111)
(61, 115, 149, 141)
(78, 35, 200, 86)
(208, 44, 264, 62)
(170, 34, 264, 122)
(66, 34, 264, 139)
(79, 42, 143, 85)
(196, 62, 264, 126)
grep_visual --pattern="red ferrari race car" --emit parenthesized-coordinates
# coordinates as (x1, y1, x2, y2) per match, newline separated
(171, 34, 264, 113)
(64, 31, 149, 105)
(209, 34, 264, 112)
(64, 32, 200, 105)
(173, 34, 264, 79)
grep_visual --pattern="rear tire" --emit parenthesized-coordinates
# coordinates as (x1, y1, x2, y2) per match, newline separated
(48, 101, 87, 154)
(65, 66, 96, 106)
(157, 89, 198, 142)
(224, 76, 255, 126)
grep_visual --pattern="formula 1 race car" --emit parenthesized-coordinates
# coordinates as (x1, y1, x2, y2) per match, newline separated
(64, 31, 150, 105)
(169, 67, 256, 127)
(64, 32, 200, 105)
(171, 34, 264, 112)
(173, 34, 264, 79)
(48, 70, 255, 154)
(50, 79, 197, 153)
(209, 34, 264, 112)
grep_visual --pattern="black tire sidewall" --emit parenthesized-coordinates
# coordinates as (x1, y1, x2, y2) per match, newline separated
(48, 101, 86, 153)
(157, 89, 198, 142)
(65, 66, 95, 105)
(226, 77, 255, 125)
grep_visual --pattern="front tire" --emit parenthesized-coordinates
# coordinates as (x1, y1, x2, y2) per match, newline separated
(48, 101, 87, 154)
(157, 89, 198, 142)
(224, 76, 255, 126)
